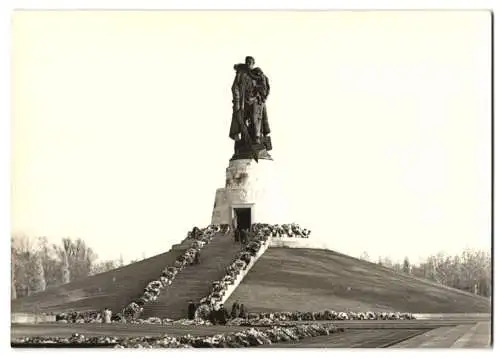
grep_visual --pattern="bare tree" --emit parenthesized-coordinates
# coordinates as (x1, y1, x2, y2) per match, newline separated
(11, 243, 16, 300)
(59, 238, 98, 281)
(61, 249, 70, 284)
(359, 251, 370, 262)
(30, 252, 46, 293)
(91, 259, 121, 275)
(12, 234, 119, 298)
(12, 235, 35, 297)
(382, 256, 393, 268)
(406, 249, 491, 297)
(119, 254, 124, 267)
(36, 236, 65, 288)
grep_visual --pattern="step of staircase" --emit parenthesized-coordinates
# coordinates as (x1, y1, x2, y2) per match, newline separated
(141, 233, 242, 319)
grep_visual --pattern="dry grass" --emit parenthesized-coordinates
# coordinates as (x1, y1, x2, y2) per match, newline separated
(226, 248, 491, 313)
(11, 248, 185, 314)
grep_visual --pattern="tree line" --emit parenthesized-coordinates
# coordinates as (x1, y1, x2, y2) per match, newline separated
(360, 248, 491, 297)
(11, 236, 126, 300)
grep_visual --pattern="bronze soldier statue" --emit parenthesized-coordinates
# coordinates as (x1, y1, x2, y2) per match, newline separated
(229, 56, 272, 162)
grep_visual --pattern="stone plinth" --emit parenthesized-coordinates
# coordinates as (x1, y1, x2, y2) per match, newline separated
(211, 159, 288, 226)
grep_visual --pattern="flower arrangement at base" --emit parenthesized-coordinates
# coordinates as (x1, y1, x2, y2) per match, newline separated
(251, 223, 311, 238)
(224, 310, 416, 324)
(12, 323, 344, 348)
(55, 310, 104, 324)
(172, 318, 213, 326)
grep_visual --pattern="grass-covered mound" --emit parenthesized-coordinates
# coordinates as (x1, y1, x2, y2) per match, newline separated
(11, 248, 185, 314)
(226, 248, 491, 314)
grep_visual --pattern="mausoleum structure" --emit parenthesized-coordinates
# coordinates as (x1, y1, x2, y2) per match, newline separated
(211, 158, 290, 228)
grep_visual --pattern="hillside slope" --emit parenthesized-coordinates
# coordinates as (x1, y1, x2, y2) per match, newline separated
(11, 248, 185, 314)
(13, 246, 491, 316)
(226, 248, 491, 313)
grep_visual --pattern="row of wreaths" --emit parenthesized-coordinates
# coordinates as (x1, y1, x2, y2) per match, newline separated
(251, 223, 311, 238)
(13, 323, 345, 348)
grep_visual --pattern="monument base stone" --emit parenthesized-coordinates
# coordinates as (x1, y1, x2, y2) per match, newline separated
(211, 158, 288, 226)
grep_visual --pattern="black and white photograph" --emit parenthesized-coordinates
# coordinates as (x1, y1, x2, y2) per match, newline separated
(5, 1, 494, 350)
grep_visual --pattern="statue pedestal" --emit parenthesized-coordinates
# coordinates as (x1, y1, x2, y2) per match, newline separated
(211, 159, 288, 226)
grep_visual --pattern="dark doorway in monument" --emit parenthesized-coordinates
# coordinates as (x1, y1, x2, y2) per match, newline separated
(234, 208, 251, 230)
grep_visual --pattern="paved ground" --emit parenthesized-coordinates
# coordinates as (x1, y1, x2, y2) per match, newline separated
(11, 317, 491, 348)
(451, 322, 491, 348)
(392, 322, 491, 348)
(258, 329, 429, 348)
(264, 318, 491, 348)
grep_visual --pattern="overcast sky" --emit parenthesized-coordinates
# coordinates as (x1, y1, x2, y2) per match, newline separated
(11, 10, 491, 264)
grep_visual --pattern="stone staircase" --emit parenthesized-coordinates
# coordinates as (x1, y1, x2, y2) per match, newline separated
(141, 233, 242, 319)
